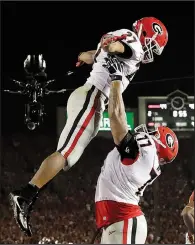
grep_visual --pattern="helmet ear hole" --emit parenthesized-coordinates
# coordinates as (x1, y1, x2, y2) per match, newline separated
(143, 31, 147, 37)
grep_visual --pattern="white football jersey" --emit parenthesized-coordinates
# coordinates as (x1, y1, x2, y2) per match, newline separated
(85, 29, 144, 98)
(95, 132, 161, 205)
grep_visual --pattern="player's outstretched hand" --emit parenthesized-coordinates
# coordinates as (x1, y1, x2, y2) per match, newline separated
(76, 51, 95, 67)
(76, 52, 85, 67)
(103, 55, 124, 81)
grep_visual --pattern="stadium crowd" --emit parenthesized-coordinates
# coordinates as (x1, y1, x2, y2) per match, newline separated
(0, 132, 194, 244)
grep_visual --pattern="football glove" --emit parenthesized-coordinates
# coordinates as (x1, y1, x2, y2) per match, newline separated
(103, 55, 124, 81)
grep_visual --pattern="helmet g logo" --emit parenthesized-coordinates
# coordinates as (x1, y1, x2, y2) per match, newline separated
(166, 134, 174, 148)
(152, 23, 163, 35)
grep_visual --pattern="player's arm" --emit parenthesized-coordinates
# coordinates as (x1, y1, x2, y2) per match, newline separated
(105, 57, 139, 159)
(105, 41, 125, 54)
(104, 56, 140, 160)
(103, 57, 128, 145)
(108, 79, 129, 145)
(181, 200, 194, 235)
(101, 34, 132, 58)
(76, 50, 96, 67)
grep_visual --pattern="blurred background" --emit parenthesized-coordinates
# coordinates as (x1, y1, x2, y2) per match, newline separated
(1, 1, 194, 244)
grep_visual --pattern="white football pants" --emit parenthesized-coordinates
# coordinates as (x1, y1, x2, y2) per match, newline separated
(57, 83, 106, 168)
(100, 215, 147, 244)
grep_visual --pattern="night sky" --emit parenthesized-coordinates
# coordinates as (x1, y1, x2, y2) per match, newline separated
(1, 1, 194, 133)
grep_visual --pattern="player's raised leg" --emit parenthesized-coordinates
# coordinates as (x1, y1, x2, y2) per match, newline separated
(30, 84, 104, 187)
(9, 83, 105, 236)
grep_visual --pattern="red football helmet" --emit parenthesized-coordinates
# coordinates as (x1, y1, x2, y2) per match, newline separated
(132, 17, 168, 64)
(134, 124, 178, 165)
(155, 126, 179, 164)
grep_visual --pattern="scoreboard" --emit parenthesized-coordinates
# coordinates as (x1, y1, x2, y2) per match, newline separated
(138, 90, 194, 132)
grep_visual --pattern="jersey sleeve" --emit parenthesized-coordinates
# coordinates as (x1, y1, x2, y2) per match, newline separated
(115, 29, 144, 62)
(116, 132, 139, 160)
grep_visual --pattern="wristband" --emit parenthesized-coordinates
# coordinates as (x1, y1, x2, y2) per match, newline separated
(110, 75, 122, 81)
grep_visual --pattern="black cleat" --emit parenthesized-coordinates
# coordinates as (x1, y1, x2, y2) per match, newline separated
(9, 185, 39, 236)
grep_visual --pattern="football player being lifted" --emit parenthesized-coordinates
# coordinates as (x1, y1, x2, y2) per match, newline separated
(95, 56, 178, 244)
(9, 17, 168, 236)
